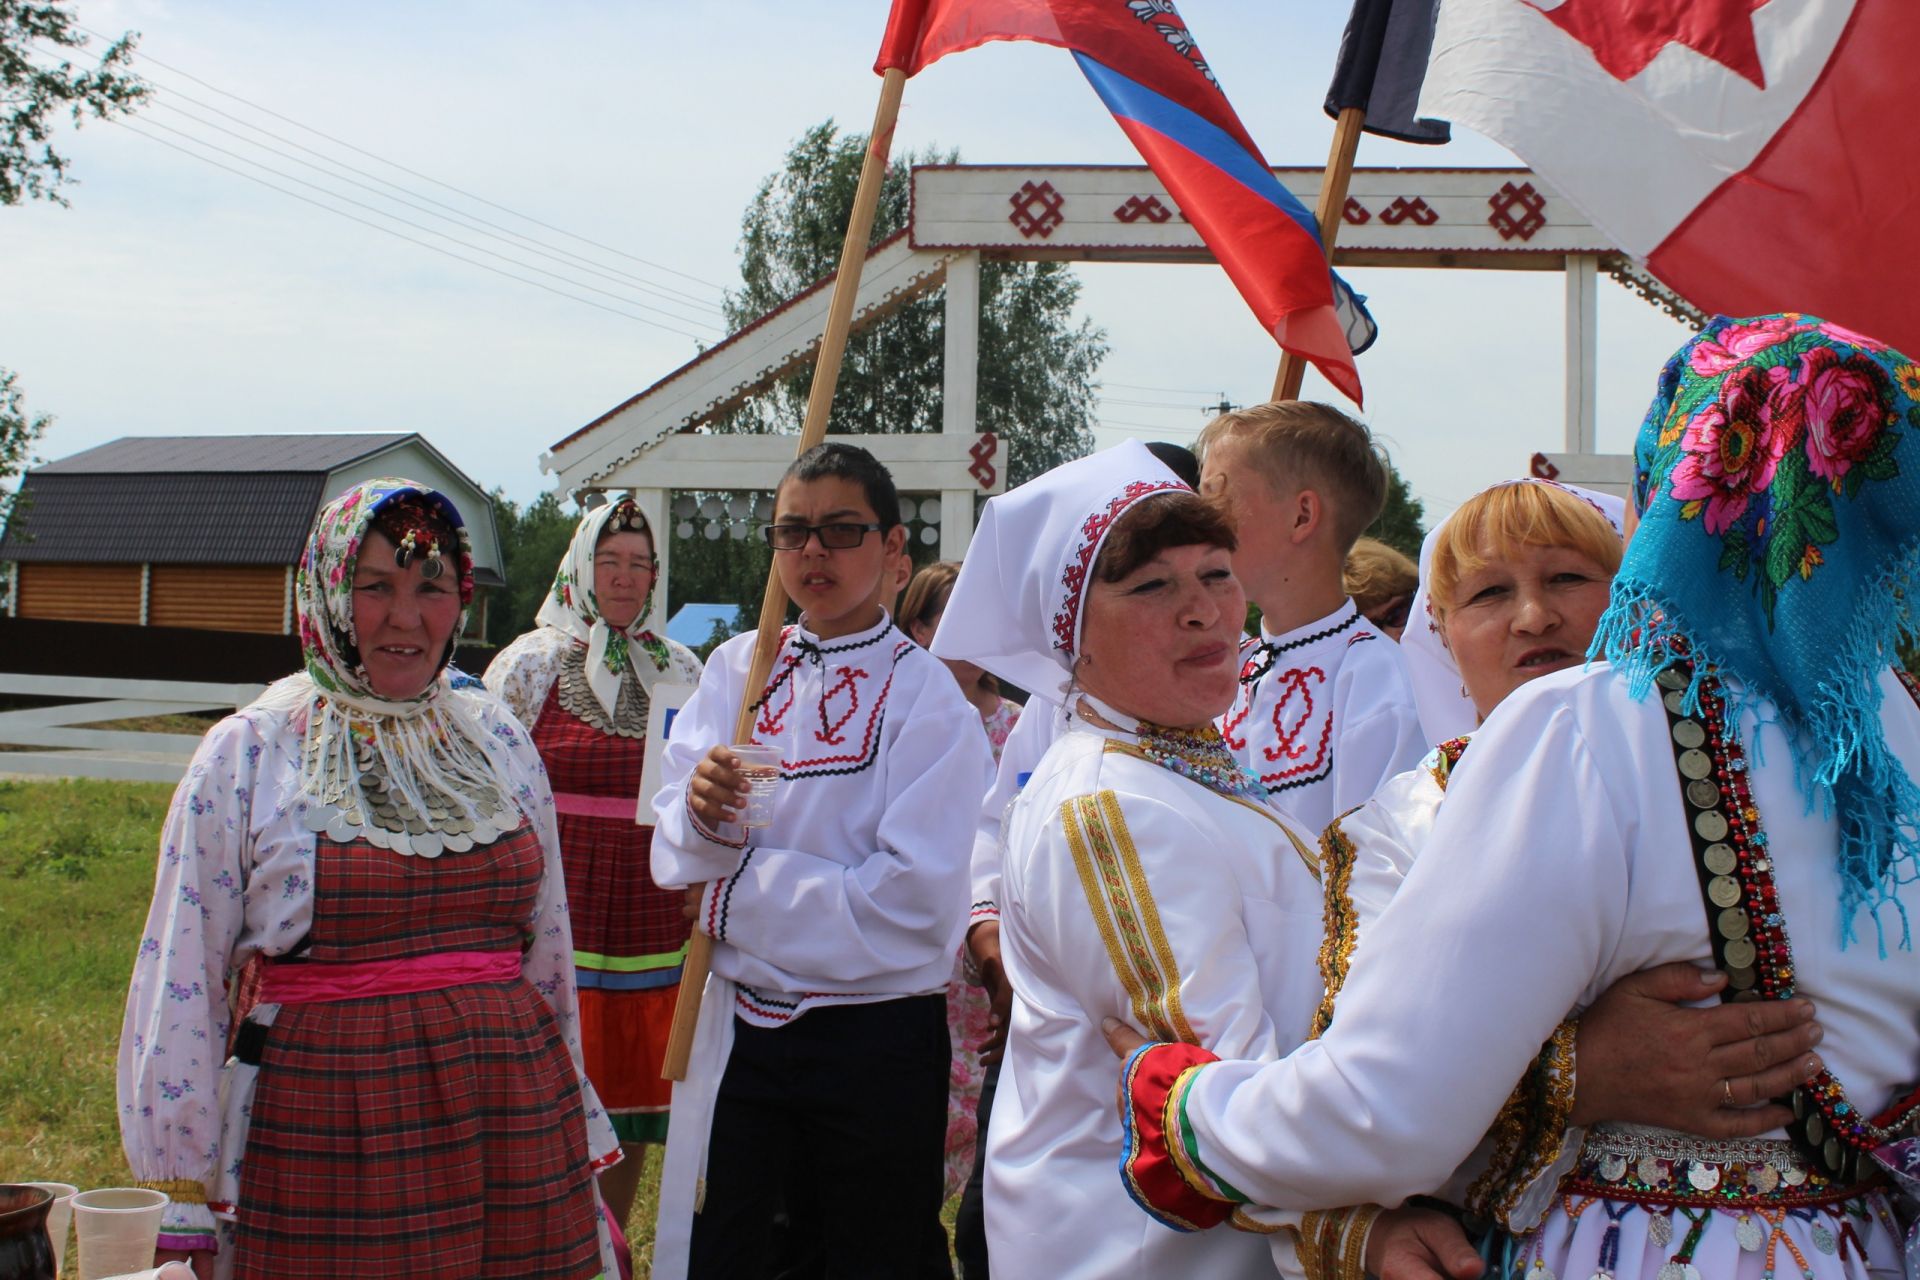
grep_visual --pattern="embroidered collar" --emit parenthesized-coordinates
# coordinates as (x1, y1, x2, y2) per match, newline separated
(1243, 599, 1362, 684)
(748, 614, 914, 781)
(791, 611, 895, 661)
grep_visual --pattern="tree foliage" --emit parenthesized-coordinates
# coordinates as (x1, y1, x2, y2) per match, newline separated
(719, 120, 1106, 486)
(1364, 464, 1426, 560)
(482, 489, 575, 647)
(0, 1, 147, 206)
(0, 366, 47, 526)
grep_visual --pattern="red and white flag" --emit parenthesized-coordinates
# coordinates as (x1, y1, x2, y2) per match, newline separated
(1419, 0, 1918, 351)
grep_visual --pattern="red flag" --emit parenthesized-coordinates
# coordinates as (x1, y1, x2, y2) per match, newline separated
(877, 0, 1367, 405)
(1419, 0, 1920, 354)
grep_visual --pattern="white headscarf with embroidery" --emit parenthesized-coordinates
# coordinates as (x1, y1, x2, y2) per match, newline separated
(932, 440, 1189, 703)
(534, 497, 674, 722)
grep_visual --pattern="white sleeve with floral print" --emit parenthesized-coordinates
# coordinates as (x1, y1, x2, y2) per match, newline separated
(482, 627, 569, 731)
(118, 692, 620, 1250)
(117, 709, 294, 1247)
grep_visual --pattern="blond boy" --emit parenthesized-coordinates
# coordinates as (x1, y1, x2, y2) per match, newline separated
(1197, 401, 1424, 832)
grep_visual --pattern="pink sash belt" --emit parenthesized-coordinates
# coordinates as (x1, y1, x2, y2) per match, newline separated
(259, 950, 520, 1005)
(553, 791, 638, 820)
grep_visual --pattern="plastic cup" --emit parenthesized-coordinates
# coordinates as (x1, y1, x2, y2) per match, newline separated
(730, 744, 782, 828)
(23, 1183, 76, 1279)
(69, 1189, 166, 1280)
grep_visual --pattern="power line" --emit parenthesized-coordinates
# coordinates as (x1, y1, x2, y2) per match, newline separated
(82, 24, 733, 294)
(120, 113, 724, 334)
(118, 78, 729, 315)
(1096, 395, 1215, 412)
(133, 94, 721, 322)
(1101, 379, 1231, 397)
(1099, 418, 1202, 436)
(113, 120, 712, 341)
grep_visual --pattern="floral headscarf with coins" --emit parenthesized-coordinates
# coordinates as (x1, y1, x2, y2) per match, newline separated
(534, 497, 674, 721)
(1592, 314, 1920, 952)
(273, 477, 520, 857)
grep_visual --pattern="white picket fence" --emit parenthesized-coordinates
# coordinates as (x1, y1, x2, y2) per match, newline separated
(0, 673, 264, 783)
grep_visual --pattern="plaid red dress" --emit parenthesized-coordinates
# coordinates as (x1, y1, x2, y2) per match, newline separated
(233, 824, 602, 1279)
(532, 681, 688, 1143)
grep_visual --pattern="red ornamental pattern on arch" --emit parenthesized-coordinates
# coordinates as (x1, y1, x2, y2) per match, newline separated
(1488, 181, 1548, 242)
(970, 432, 999, 489)
(1379, 196, 1438, 227)
(1114, 194, 1175, 224)
(1009, 180, 1066, 239)
(1051, 480, 1190, 657)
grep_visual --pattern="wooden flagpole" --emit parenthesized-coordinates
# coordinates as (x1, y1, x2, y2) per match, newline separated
(1271, 105, 1366, 402)
(662, 68, 910, 1082)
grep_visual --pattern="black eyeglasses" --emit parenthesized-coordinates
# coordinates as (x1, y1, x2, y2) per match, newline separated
(761, 521, 885, 551)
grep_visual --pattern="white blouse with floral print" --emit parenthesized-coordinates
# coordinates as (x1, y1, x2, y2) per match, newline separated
(116, 685, 619, 1247)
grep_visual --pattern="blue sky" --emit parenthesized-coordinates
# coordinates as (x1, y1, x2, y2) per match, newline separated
(1, 1, 1691, 520)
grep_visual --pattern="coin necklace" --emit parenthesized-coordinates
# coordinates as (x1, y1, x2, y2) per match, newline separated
(1657, 660, 1920, 1181)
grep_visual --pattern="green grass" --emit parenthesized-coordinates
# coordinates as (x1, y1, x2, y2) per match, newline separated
(0, 779, 957, 1272)
(0, 778, 670, 1268)
(0, 778, 172, 1193)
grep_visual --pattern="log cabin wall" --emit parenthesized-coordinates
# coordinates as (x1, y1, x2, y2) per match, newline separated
(148, 564, 287, 634)
(14, 562, 143, 624)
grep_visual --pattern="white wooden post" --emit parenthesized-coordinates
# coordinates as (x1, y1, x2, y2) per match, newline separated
(632, 486, 670, 632)
(939, 490, 972, 561)
(283, 565, 295, 635)
(139, 563, 151, 626)
(1565, 253, 1599, 454)
(941, 251, 981, 560)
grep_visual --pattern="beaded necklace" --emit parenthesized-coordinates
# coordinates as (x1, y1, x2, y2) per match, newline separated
(1658, 660, 1920, 1183)
(1128, 720, 1270, 807)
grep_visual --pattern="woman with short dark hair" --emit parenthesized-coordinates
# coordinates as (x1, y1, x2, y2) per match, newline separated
(935, 441, 1339, 1278)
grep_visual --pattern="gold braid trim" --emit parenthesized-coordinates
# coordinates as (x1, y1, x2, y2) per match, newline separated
(1495, 1018, 1580, 1224)
(1464, 1017, 1581, 1224)
(1061, 791, 1195, 1043)
(1296, 1206, 1381, 1280)
(135, 1178, 207, 1204)
(1310, 816, 1362, 1039)
(1298, 1209, 1335, 1278)
(1339, 1204, 1380, 1280)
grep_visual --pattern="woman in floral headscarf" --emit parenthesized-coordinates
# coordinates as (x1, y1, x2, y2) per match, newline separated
(1109, 316, 1920, 1280)
(119, 479, 619, 1280)
(486, 496, 702, 1226)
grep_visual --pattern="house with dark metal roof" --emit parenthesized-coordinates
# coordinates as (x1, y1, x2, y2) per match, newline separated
(0, 433, 502, 637)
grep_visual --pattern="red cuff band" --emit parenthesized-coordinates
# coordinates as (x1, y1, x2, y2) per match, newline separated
(1118, 1040, 1231, 1232)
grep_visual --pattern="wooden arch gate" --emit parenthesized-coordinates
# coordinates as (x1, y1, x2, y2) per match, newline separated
(542, 164, 1698, 629)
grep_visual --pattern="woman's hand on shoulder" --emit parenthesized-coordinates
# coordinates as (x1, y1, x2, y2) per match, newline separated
(1572, 961, 1821, 1136)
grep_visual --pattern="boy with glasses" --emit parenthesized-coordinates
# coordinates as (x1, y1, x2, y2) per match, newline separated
(650, 442, 994, 1278)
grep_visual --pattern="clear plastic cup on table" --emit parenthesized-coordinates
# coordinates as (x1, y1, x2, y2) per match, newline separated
(730, 744, 783, 828)
(23, 1183, 76, 1279)
(69, 1189, 166, 1280)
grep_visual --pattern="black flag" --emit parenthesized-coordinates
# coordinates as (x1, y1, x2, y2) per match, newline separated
(1324, 0, 1451, 145)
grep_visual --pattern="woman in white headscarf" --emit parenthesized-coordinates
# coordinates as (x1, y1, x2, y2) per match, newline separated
(933, 440, 1442, 1278)
(486, 496, 703, 1225)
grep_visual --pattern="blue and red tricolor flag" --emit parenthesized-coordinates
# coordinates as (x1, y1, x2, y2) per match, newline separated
(876, 0, 1369, 406)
